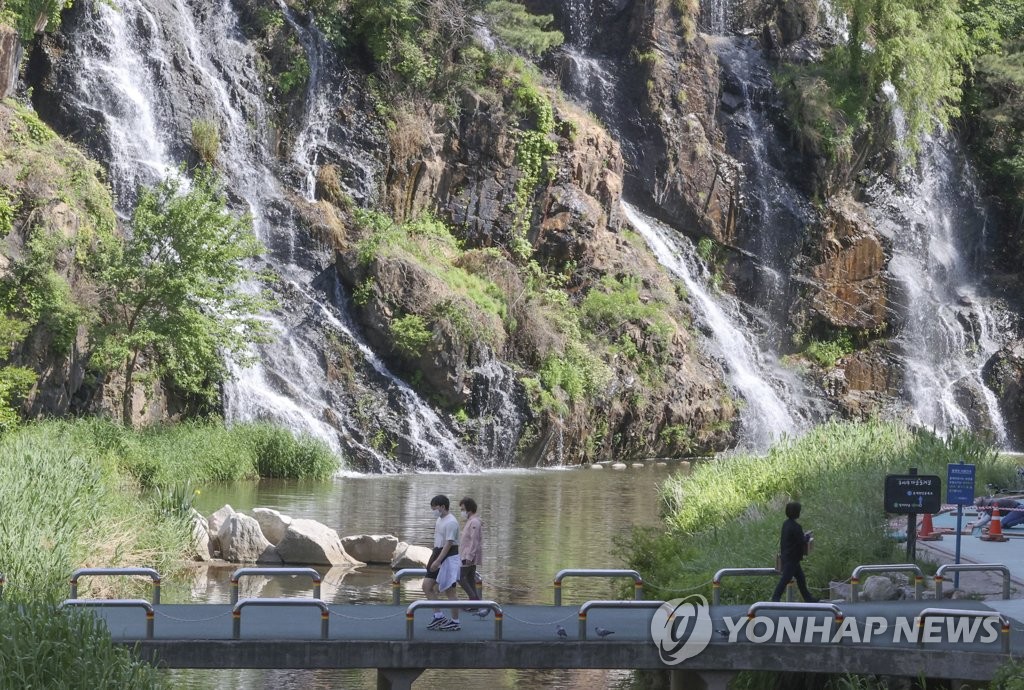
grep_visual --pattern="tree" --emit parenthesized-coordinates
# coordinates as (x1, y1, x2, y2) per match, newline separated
(91, 169, 273, 424)
(484, 1, 563, 56)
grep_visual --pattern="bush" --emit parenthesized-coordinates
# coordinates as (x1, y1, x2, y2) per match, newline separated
(190, 119, 220, 164)
(390, 314, 432, 357)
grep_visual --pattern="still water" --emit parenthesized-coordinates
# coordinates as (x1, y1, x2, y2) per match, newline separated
(169, 464, 678, 689)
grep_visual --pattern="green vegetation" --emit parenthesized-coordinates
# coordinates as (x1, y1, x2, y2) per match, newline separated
(0, 0, 72, 41)
(278, 53, 311, 96)
(803, 331, 855, 368)
(390, 314, 432, 357)
(627, 422, 1017, 605)
(484, 1, 563, 56)
(90, 168, 273, 424)
(991, 658, 1024, 689)
(190, 119, 220, 165)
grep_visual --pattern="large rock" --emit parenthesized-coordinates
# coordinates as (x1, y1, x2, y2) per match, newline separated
(861, 575, 898, 602)
(252, 507, 292, 546)
(983, 341, 1024, 448)
(190, 509, 212, 562)
(390, 541, 432, 569)
(276, 519, 364, 567)
(218, 513, 279, 564)
(206, 505, 235, 554)
(341, 534, 399, 565)
(0, 25, 20, 100)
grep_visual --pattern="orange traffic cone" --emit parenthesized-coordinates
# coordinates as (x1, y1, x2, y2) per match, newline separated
(981, 508, 1009, 542)
(919, 513, 942, 541)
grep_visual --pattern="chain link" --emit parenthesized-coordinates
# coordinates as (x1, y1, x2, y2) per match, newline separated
(500, 610, 578, 626)
(155, 609, 233, 623)
(326, 606, 407, 621)
(640, 578, 714, 595)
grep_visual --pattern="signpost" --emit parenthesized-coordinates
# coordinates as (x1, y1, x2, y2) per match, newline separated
(884, 469, 942, 560)
(947, 461, 976, 589)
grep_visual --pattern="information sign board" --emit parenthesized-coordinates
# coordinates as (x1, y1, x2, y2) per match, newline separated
(946, 463, 976, 506)
(884, 474, 941, 514)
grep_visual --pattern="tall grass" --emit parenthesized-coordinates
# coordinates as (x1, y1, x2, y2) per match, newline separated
(627, 421, 1018, 604)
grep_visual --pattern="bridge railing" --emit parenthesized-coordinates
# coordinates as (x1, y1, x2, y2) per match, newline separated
(713, 567, 794, 605)
(577, 600, 665, 640)
(747, 601, 846, 641)
(233, 597, 329, 640)
(916, 608, 1011, 653)
(405, 600, 503, 640)
(60, 598, 154, 639)
(850, 564, 923, 602)
(70, 567, 162, 604)
(391, 568, 484, 604)
(554, 569, 643, 606)
(230, 567, 322, 604)
(934, 564, 1011, 600)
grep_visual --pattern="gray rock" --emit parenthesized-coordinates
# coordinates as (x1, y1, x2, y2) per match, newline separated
(252, 507, 292, 545)
(190, 509, 212, 562)
(341, 534, 399, 565)
(276, 519, 364, 567)
(862, 575, 898, 601)
(207, 505, 235, 554)
(218, 513, 276, 563)
(390, 541, 432, 569)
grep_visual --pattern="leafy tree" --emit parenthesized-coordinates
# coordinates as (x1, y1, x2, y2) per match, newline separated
(91, 169, 273, 424)
(484, 1, 564, 56)
(0, 314, 36, 433)
(0, 0, 73, 40)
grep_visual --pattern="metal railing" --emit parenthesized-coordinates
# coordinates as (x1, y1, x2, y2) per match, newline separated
(746, 601, 845, 642)
(232, 597, 329, 640)
(577, 600, 665, 640)
(405, 600, 503, 640)
(70, 567, 162, 604)
(850, 564, 923, 602)
(391, 568, 484, 604)
(553, 569, 644, 606)
(916, 608, 1011, 653)
(60, 598, 154, 639)
(934, 564, 1011, 600)
(712, 567, 793, 605)
(229, 567, 322, 604)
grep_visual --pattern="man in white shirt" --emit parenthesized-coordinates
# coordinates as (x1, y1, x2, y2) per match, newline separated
(423, 494, 462, 631)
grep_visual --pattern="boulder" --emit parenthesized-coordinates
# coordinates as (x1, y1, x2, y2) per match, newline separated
(861, 575, 898, 601)
(252, 507, 292, 545)
(218, 513, 277, 563)
(390, 541, 432, 569)
(341, 534, 399, 565)
(276, 519, 364, 567)
(190, 509, 212, 562)
(207, 505, 235, 554)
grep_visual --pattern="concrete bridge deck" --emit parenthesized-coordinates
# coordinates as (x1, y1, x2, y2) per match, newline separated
(79, 598, 1024, 685)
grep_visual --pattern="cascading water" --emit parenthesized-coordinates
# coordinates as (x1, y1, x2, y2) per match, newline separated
(46, 0, 476, 471)
(868, 88, 1015, 442)
(623, 203, 802, 446)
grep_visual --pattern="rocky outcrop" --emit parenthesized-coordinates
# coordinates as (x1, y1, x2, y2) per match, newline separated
(276, 519, 364, 567)
(983, 343, 1024, 447)
(0, 24, 21, 99)
(341, 534, 399, 565)
(823, 342, 903, 419)
(218, 513, 281, 564)
(390, 541, 432, 569)
(252, 507, 292, 545)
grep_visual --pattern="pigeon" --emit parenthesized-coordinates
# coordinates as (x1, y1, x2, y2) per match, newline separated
(472, 609, 489, 619)
(716, 629, 730, 638)
(556, 624, 568, 639)
(594, 626, 615, 638)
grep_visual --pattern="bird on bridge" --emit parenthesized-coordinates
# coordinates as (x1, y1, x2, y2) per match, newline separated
(556, 625, 568, 639)
(472, 609, 489, 619)
(594, 627, 615, 638)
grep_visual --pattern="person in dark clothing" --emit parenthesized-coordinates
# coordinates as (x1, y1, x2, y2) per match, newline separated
(771, 501, 818, 602)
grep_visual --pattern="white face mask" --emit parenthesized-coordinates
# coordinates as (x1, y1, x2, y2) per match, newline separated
(432, 508, 441, 518)
(460, 510, 468, 519)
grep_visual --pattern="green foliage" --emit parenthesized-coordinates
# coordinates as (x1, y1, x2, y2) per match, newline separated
(483, 1, 564, 56)
(90, 168, 273, 423)
(390, 313, 432, 357)
(353, 277, 375, 306)
(803, 331, 854, 368)
(190, 119, 220, 165)
(0, 602, 164, 688)
(538, 341, 611, 407)
(580, 274, 672, 357)
(0, 189, 18, 236)
(247, 423, 338, 478)
(278, 53, 311, 95)
(991, 658, 1024, 690)
(627, 422, 1016, 605)
(1, 0, 72, 41)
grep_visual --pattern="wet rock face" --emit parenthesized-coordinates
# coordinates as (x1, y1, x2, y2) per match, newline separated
(0, 25, 21, 99)
(823, 342, 903, 419)
(984, 343, 1024, 447)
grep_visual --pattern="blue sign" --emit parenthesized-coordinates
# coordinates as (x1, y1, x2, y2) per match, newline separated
(947, 462, 976, 505)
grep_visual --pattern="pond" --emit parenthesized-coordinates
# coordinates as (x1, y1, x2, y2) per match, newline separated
(169, 463, 680, 689)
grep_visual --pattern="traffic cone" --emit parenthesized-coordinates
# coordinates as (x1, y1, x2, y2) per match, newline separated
(919, 513, 942, 541)
(981, 508, 1009, 542)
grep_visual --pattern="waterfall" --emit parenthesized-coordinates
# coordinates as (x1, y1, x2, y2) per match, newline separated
(868, 87, 1014, 442)
(51, 0, 476, 471)
(623, 204, 802, 447)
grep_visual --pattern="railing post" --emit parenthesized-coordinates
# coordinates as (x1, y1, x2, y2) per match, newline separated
(578, 607, 587, 639)
(229, 567, 323, 605)
(554, 578, 562, 606)
(712, 579, 721, 606)
(69, 568, 162, 604)
(851, 575, 860, 603)
(551, 569, 644, 606)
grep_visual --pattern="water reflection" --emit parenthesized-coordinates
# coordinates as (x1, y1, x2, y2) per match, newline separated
(169, 465, 677, 689)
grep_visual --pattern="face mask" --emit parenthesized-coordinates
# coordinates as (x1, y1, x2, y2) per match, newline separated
(460, 510, 468, 519)
(432, 508, 441, 518)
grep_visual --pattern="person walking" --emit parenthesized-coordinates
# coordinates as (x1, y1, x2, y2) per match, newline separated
(458, 497, 483, 604)
(423, 494, 462, 631)
(771, 501, 817, 603)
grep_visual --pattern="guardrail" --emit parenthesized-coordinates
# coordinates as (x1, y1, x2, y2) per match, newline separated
(232, 597, 329, 640)
(554, 569, 643, 606)
(391, 568, 484, 604)
(577, 600, 665, 640)
(406, 600, 503, 640)
(59, 598, 154, 639)
(230, 567, 322, 604)
(746, 601, 845, 640)
(934, 564, 1011, 600)
(850, 564, 923, 602)
(916, 608, 1011, 653)
(712, 567, 794, 605)
(70, 567, 162, 604)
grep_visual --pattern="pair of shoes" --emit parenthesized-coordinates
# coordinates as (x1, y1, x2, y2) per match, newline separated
(438, 619, 461, 631)
(426, 616, 450, 630)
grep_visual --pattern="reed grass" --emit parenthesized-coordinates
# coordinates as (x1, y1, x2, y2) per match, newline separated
(628, 421, 1019, 604)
